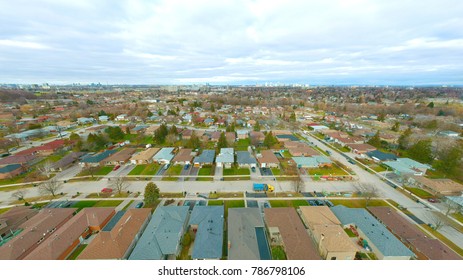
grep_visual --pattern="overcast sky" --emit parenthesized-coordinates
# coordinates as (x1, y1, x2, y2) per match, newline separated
(0, 0, 462, 85)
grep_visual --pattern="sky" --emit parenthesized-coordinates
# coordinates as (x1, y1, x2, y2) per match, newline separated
(0, 0, 462, 85)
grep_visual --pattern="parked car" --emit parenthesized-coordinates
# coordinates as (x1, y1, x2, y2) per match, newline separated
(135, 202, 144, 208)
(348, 159, 356, 165)
(101, 188, 113, 193)
(184, 164, 190, 170)
(325, 200, 334, 207)
(308, 200, 317, 206)
(251, 166, 256, 172)
(315, 200, 325, 206)
(113, 165, 121, 171)
(427, 198, 439, 203)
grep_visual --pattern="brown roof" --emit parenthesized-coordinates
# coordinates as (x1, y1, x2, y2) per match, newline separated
(257, 150, 279, 165)
(368, 207, 461, 260)
(411, 176, 463, 195)
(264, 208, 320, 260)
(77, 208, 151, 260)
(104, 148, 136, 163)
(24, 208, 115, 260)
(172, 148, 194, 163)
(225, 132, 236, 143)
(0, 154, 36, 165)
(345, 143, 376, 153)
(210, 131, 221, 140)
(299, 207, 356, 254)
(130, 148, 159, 162)
(0, 208, 76, 260)
(285, 142, 319, 156)
(249, 131, 265, 140)
(0, 206, 38, 237)
(299, 206, 341, 228)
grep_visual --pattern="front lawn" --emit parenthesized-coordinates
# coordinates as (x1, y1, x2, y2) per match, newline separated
(197, 167, 214, 181)
(208, 200, 224, 206)
(271, 168, 281, 176)
(330, 199, 389, 208)
(94, 200, 123, 207)
(404, 187, 433, 199)
(162, 165, 183, 181)
(128, 165, 146, 175)
(223, 167, 250, 176)
(307, 164, 348, 176)
(73, 200, 98, 212)
(269, 200, 308, 208)
(77, 166, 114, 177)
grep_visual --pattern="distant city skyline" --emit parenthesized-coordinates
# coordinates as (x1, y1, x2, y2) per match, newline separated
(1, 0, 462, 85)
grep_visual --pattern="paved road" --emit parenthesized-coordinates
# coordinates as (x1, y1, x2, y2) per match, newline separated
(53, 164, 82, 181)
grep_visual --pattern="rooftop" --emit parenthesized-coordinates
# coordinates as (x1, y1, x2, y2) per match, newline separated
(189, 206, 224, 259)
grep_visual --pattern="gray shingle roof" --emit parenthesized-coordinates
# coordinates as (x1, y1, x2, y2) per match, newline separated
(129, 206, 189, 260)
(193, 150, 215, 164)
(189, 206, 224, 259)
(153, 148, 175, 162)
(0, 164, 22, 174)
(331, 205, 414, 258)
(216, 148, 234, 164)
(80, 150, 116, 163)
(228, 208, 266, 260)
(236, 151, 257, 165)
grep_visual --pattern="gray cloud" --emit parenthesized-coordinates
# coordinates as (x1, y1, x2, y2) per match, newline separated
(0, 0, 462, 85)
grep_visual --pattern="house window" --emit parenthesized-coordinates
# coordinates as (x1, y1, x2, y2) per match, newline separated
(331, 257, 336, 260)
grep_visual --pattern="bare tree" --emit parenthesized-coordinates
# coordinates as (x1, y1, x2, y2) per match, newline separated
(37, 160, 53, 178)
(84, 165, 98, 178)
(428, 212, 447, 231)
(291, 173, 304, 193)
(443, 199, 459, 217)
(39, 178, 63, 198)
(110, 176, 130, 195)
(354, 183, 379, 207)
(11, 189, 28, 202)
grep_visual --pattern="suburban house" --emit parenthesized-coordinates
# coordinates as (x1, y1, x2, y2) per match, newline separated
(77, 208, 151, 260)
(437, 130, 460, 137)
(79, 150, 117, 167)
(0, 154, 38, 168)
(406, 176, 463, 196)
(216, 148, 234, 168)
(236, 151, 257, 168)
(0, 164, 25, 179)
(193, 150, 215, 167)
(15, 139, 69, 157)
(188, 206, 224, 260)
(228, 208, 271, 260)
(225, 132, 236, 144)
(77, 117, 95, 125)
(366, 150, 397, 162)
(0, 206, 38, 239)
(237, 129, 249, 139)
(129, 148, 160, 165)
(275, 134, 298, 142)
(331, 205, 414, 260)
(210, 131, 221, 142)
(284, 141, 319, 157)
(50, 152, 86, 172)
(102, 148, 136, 166)
(115, 114, 127, 121)
(24, 208, 115, 260)
(264, 208, 320, 260)
(256, 150, 279, 168)
(384, 158, 430, 176)
(346, 143, 376, 155)
(368, 207, 461, 260)
(172, 149, 195, 165)
(152, 148, 176, 164)
(129, 206, 190, 260)
(292, 156, 332, 168)
(299, 206, 357, 260)
(249, 131, 265, 143)
(0, 208, 76, 260)
(98, 115, 109, 122)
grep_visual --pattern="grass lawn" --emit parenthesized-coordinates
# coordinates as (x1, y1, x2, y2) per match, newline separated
(0, 171, 33, 186)
(11, 194, 65, 205)
(271, 246, 287, 260)
(282, 150, 292, 158)
(451, 212, 463, 224)
(94, 200, 123, 207)
(160, 192, 185, 198)
(208, 200, 224, 206)
(271, 168, 281, 176)
(72, 200, 98, 212)
(77, 166, 114, 177)
(67, 244, 88, 260)
(404, 187, 433, 199)
(235, 138, 250, 151)
(128, 165, 146, 175)
(141, 163, 161, 175)
(0, 207, 12, 215)
(307, 164, 348, 176)
(269, 200, 308, 208)
(216, 192, 244, 198)
(162, 165, 183, 181)
(344, 228, 357, 237)
(223, 167, 250, 176)
(0, 184, 34, 192)
(197, 166, 214, 181)
(330, 199, 389, 208)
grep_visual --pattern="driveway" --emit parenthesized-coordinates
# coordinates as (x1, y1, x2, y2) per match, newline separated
(214, 166, 222, 181)
(178, 165, 191, 182)
(260, 168, 273, 176)
(53, 164, 82, 181)
(107, 164, 136, 178)
(189, 167, 199, 181)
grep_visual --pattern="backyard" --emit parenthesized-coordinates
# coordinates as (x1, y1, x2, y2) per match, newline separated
(234, 138, 250, 151)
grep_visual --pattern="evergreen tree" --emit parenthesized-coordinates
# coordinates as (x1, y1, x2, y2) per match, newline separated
(254, 121, 261, 131)
(398, 127, 412, 149)
(391, 121, 400, 132)
(263, 131, 277, 148)
(367, 130, 381, 148)
(218, 132, 228, 149)
(408, 139, 433, 164)
(144, 182, 160, 206)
